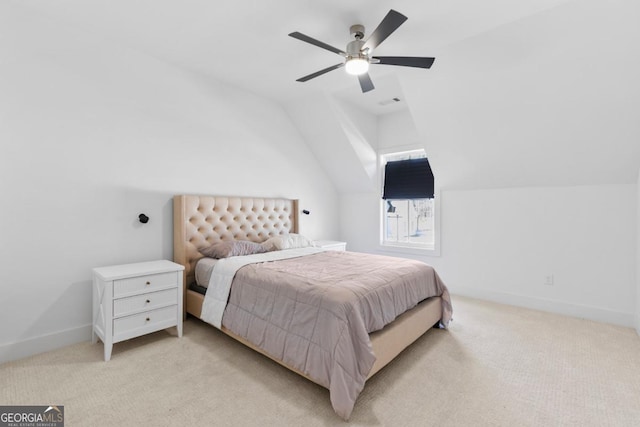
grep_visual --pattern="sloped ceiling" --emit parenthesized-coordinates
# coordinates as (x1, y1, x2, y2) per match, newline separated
(285, 92, 378, 194)
(14, 0, 572, 102)
(405, 0, 640, 189)
(13, 0, 640, 189)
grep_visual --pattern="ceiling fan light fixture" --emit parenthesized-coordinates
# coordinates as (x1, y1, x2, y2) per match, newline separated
(345, 57, 369, 75)
(289, 10, 435, 92)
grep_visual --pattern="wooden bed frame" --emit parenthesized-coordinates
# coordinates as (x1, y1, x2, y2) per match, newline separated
(173, 194, 442, 384)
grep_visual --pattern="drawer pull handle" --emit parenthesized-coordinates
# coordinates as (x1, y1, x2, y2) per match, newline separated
(146, 299, 151, 303)
(146, 317, 150, 322)
(146, 281, 151, 285)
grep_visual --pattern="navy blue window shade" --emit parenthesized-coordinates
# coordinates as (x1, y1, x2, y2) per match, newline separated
(382, 158, 434, 200)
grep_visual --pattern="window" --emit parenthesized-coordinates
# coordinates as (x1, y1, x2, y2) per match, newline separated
(381, 150, 435, 249)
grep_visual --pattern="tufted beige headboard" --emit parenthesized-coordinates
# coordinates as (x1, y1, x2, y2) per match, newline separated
(173, 195, 299, 296)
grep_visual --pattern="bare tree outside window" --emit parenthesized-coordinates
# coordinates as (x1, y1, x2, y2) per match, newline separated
(384, 199, 434, 245)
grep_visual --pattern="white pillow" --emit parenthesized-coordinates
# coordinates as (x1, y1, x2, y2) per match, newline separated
(262, 233, 312, 251)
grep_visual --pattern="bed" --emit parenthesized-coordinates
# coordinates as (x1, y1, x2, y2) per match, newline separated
(173, 194, 452, 419)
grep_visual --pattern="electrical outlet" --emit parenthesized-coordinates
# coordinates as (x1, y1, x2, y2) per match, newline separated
(544, 274, 554, 286)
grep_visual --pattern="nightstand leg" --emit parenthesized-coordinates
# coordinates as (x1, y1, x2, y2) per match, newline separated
(177, 323, 183, 338)
(104, 342, 113, 361)
(91, 330, 98, 344)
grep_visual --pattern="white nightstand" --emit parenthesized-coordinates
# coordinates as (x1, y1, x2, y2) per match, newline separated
(313, 240, 347, 251)
(92, 260, 185, 361)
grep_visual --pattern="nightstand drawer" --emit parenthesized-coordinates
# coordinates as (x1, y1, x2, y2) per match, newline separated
(113, 288, 178, 318)
(113, 272, 177, 297)
(113, 305, 178, 342)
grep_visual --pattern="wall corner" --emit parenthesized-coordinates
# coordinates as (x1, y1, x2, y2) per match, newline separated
(636, 168, 640, 336)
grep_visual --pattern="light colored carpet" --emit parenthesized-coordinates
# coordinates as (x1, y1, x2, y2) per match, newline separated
(1, 296, 639, 426)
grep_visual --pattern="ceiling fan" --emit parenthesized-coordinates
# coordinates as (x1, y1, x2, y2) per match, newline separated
(289, 9, 435, 93)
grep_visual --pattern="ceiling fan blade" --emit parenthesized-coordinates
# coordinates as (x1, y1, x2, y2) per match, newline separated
(289, 32, 346, 56)
(373, 56, 435, 69)
(296, 63, 344, 82)
(363, 10, 408, 51)
(357, 73, 375, 93)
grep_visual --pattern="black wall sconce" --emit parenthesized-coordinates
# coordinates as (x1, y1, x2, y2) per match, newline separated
(302, 209, 310, 215)
(138, 213, 149, 224)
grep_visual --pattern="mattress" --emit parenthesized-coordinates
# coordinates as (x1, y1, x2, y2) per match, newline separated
(194, 257, 218, 288)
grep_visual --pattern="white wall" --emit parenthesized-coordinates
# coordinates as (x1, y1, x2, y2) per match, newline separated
(342, 184, 637, 326)
(0, 3, 338, 362)
(436, 185, 636, 326)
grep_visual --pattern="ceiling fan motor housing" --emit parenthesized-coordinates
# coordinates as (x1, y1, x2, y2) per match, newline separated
(350, 24, 365, 40)
(347, 39, 366, 58)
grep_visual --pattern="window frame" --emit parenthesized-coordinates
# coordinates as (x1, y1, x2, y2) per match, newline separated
(378, 147, 441, 257)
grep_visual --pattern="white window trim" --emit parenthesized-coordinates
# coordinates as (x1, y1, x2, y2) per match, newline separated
(377, 146, 441, 257)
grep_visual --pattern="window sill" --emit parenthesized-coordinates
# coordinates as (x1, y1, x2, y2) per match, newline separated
(376, 243, 440, 257)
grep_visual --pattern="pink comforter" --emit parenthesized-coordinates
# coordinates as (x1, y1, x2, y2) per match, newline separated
(221, 250, 452, 419)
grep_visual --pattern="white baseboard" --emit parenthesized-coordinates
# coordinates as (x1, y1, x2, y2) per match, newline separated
(0, 324, 92, 365)
(453, 288, 635, 328)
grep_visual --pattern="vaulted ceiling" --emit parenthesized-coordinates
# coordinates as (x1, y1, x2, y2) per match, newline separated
(15, 0, 640, 189)
(15, 0, 572, 102)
